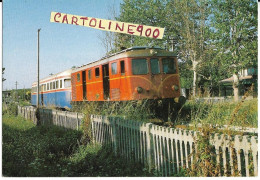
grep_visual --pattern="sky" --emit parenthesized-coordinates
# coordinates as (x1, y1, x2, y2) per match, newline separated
(2, 0, 123, 90)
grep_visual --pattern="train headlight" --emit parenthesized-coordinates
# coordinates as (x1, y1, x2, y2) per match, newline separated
(136, 86, 143, 93)
(172, 85, 179, 91)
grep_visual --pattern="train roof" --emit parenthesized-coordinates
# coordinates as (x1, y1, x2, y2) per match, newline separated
(32, 68, 73, 86)
(72, 46, 177, 73)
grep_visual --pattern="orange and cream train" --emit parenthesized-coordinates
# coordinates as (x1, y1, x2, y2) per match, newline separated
(32, 47, 185, 119)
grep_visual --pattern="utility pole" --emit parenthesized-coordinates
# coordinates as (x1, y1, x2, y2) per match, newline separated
(37, 29, 41, 108)
(15, 81, 18, 102)
(23, 85, 25, 100)
(168, 36, 177, 52)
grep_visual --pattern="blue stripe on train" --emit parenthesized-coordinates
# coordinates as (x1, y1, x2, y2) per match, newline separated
(31, 90, 71, 108)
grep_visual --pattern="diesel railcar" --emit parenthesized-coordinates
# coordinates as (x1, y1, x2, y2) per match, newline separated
(72, 47, 183, 101)
(31, 69, 72, 109)
(71, 47, 185, 119)
(32, 47, 185, 120)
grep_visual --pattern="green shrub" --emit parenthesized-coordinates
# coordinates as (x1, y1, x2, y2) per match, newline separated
(64, 144, 150, 177)
(5, 102, 18, 116)
(2, 114, 151, 177)
(74, 101, 152, 122)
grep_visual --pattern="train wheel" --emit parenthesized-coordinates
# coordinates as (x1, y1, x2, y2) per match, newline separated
(161, 98, 178, 123)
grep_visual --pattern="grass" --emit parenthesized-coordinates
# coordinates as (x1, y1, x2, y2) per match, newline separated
(2, 114, 150, 177)
(175, 98, 258, 128)
(72, 101, 153, 123)
(71, 97, 258, 130)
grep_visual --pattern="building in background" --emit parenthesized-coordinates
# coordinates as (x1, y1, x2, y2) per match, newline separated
(220, 67, 257, 97)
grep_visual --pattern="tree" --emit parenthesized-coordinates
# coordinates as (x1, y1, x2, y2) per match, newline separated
(166, 0, 211, 97)
(115, 0, 169, 50)
(210, 0, 257, 101)
(98, 2, 118, 54)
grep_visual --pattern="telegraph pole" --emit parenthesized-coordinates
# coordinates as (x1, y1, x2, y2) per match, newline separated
(37, 29, 41, 108)
(168, 36, 177, 52)
(15, 81, 18, 102)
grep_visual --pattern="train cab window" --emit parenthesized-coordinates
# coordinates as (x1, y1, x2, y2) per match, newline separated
(162, 58, 176, 74)
(120, 61, 125, 74)
(151, 58, 160, 74)
(60, 80, 62, 88)
(88, 70, 92, 80)
(64, 79, 71, 88)
(111, 62, 117, 75)
(95, 67, 100, 78)
(77, 73, 80, 82)
(132, 59, 148, 75)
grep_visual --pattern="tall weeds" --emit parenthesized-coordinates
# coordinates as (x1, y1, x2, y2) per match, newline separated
(183, 92, 257, 176)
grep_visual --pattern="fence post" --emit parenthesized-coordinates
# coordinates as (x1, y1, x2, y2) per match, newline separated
(146, 123, 153, 172)
(91, 115, 95, 143)
(111, 117, 117, 155)
(76, 113, 79, 130)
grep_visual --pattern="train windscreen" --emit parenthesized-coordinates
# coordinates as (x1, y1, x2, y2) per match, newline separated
(132, 59, 148, 75)
(162, 58, 176, 74)
(151, 58, 160, 74)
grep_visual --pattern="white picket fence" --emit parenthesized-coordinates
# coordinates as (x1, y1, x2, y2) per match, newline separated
(18, 106, 83, 130)
(17, 106, 258, 177)
(18, 106, 37, 124)
(91, 115, 258, 177)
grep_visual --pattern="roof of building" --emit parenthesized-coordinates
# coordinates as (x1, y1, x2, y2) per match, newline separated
(220, 75, 254, 83)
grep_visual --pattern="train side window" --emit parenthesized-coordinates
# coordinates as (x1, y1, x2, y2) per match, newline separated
(162, 58, 176, 74)
(111, 62, 117, 75)
(44, 84, 46, 91)
(50, 82, 52, 90)
(64, 79, 71, 88)
(95, 67, 100, 78)
(53, 82, 56, 89)
(77, 73, 80, 82)
(151, 58, 160, 74)
(120, 61, 125, 75)
(88, 69, 92, 80)
(132, 59, 148, 75)
(56, 81, 59, 89)
(60, 80, 62, 88)
(47, 83, 49, 90)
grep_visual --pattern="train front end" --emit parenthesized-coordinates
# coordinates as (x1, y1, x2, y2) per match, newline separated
(125, 48, 186, 121)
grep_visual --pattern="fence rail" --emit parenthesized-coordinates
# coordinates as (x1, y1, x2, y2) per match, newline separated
(18, 106, 258, 177)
